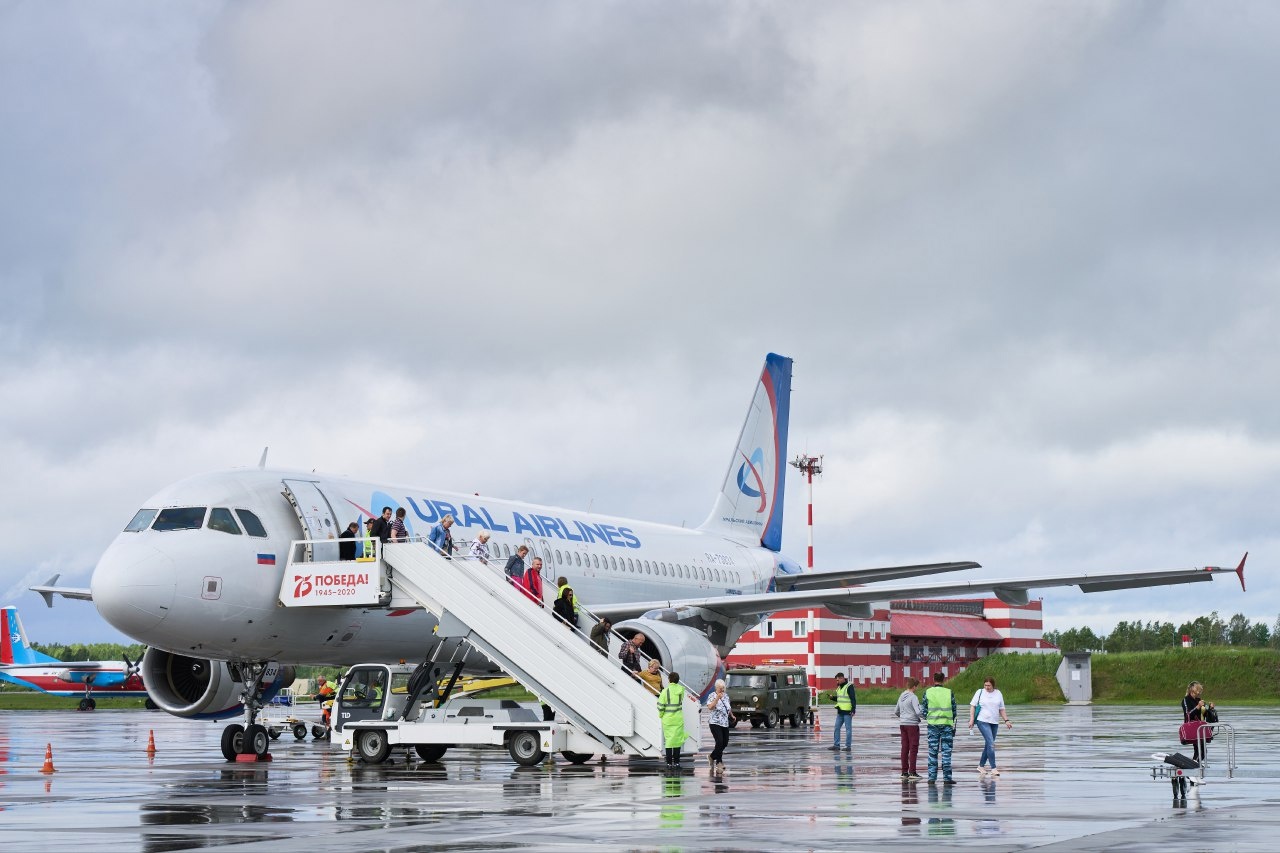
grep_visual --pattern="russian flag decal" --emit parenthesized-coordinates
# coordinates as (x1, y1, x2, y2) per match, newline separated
(257, 554, 276, 566)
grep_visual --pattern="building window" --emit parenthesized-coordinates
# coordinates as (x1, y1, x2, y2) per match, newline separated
(793, 620, 807, 638)
(846, 622, 853, 639)
(762, 621, 774, 639)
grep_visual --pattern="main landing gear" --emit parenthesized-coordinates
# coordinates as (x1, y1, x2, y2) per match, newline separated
(220, 662, 277, 762)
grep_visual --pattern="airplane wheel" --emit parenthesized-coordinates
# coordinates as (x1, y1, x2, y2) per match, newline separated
(561, 750, 593, 765)
(765, 709, 780, 729)
(508, 730, 545, 767)
(415, 744, 448, 762)
(145, 699, 158, 710)
(357, 729, 391, 764)
(78, 698, 91, 711)
(220, 724, 245, 761)
(245, 724, 270, 757)
(293, 723, 308, 740)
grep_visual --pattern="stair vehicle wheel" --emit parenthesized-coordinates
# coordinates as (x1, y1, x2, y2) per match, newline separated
(356, 729, 391, 764)
(415, 744, 449, 762)
(508, 730, 545, 767)
(245, 724, 271, 757)
(220, 724, 245, 762)
(268, 728, 281, 740)
(312, 725, 327, 739)
(561, 750, 593, 765)
(293, 723, 308, 740)
(765, 708, 780, 729)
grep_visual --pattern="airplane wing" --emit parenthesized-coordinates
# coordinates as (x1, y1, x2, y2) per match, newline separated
(30, 574, 93, 607)
(774, 561, 982, 591)
(592, 555, 1247, 623)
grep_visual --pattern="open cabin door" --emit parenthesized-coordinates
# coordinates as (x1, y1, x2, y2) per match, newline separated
(282, 479, 340, 562)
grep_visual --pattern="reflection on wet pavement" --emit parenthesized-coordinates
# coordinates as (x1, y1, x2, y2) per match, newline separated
(0, 705, 1277, 851)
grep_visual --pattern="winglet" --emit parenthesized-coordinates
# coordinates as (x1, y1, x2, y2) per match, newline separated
(1235, 552, 1247, 592)
(35, 574, 60, 608)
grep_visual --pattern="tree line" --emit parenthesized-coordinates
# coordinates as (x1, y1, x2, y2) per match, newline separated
(31, 641, 147, 662)
(1044, 611, 1280, 653)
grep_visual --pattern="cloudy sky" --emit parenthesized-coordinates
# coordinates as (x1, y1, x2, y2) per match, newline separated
(2, 1, 1276, 646)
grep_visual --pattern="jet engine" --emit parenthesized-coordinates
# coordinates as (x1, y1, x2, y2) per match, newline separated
(613, 616, 723, 700)
(140, 648, 295, 720)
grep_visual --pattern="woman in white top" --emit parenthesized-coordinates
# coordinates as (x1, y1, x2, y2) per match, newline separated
(706, 679, 733, 777)
(468, 531, 491, 565)
(968, 676, 1012, 775)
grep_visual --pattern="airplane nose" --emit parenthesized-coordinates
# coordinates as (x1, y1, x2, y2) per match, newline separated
(91, 538, 176, 639)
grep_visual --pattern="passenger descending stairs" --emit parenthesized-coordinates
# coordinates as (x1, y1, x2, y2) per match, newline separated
(382, 542, 694, 757)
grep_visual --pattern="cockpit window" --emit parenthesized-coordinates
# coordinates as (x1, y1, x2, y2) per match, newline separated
(125, 509, 157, 532)
(152, 507, 207, 531)
(235, 509, 268, 538)
(208, 508, 242, 535)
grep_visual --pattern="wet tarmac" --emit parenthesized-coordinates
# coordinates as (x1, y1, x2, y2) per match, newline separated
(0, 704, 1277, 852)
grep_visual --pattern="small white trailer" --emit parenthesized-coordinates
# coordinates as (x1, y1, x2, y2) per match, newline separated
(333, 662, 688, 767)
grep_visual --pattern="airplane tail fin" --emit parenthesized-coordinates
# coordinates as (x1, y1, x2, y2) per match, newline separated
(1, 606, 58, 665)
(699, 353, 793, 551)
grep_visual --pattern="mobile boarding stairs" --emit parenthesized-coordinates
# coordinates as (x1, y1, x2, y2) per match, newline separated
(279, 537, 699, 764)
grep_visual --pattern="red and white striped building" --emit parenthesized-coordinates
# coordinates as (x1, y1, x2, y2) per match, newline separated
(727, 598, 1053, 690)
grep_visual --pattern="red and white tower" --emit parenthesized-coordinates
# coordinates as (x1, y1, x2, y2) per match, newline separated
(789, 454, 823, 569)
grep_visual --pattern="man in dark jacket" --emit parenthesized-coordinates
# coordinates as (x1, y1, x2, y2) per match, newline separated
(338, 522, 358, 561)
(369, 507, 393, 544)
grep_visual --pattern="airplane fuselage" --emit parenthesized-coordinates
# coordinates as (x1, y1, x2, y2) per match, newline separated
(91, 468, 792, 665)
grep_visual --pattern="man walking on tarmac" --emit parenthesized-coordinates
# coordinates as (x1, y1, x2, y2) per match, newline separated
(828, 672, 856, 751)
(922, 672, 957, 785)
(657, 671, 688, 768)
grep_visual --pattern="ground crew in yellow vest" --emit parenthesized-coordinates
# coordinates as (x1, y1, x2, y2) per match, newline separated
(827, 672, 857, 751)
(657, 671, 688, 768)
(921, 671, 957, 784)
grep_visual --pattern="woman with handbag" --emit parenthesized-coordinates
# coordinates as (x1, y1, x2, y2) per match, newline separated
(706, 678, 734, 777)
(1181, 681, 1215, 762)
(967, 677, 1012, 776)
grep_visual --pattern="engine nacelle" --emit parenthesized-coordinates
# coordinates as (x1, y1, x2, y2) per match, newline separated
(614, 617, 722, 700)
(141, 648, 294, 720)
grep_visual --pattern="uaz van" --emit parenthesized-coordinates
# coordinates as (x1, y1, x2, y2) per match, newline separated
(725, 664, 811, 728)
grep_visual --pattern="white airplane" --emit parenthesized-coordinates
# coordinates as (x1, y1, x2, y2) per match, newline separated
(35, 353, 1246, 759)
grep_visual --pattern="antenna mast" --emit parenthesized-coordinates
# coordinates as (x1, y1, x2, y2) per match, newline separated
(789, 454, 823, 570)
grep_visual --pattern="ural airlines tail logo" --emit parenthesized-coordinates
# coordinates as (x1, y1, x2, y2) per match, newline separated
(735, 447, 767, 513)
(293, 575, 313, 598)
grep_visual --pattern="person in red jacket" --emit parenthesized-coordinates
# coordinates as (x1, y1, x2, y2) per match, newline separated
(520, 557, 545, 604)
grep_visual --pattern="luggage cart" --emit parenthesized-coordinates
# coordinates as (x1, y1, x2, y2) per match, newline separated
(1151, 722, 1236, 801)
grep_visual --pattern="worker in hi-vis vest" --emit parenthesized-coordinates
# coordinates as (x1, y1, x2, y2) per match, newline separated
(657, 671, 688, 769)
(921, 671, 958, 784)
(827, 672, 856, 751)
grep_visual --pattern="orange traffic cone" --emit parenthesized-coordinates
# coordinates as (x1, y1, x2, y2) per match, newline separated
(39, 743, 57, 774)
(146, 730, 156, 756)
(813, 709, 822, 733)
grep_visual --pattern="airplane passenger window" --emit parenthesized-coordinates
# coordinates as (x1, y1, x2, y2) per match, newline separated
(555, 549, 562, 565)
(235, 509, 268, 537)
(714, 568, 722, 583)
(592, 554, 599, 569)
(643, 560, 651, 574)
(610, 556, 617, 571)
(574, 552, 581, 567)
(124, 509, 157, 532)
(152, 507, 207, 531)
(208, 508, 242, 535)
